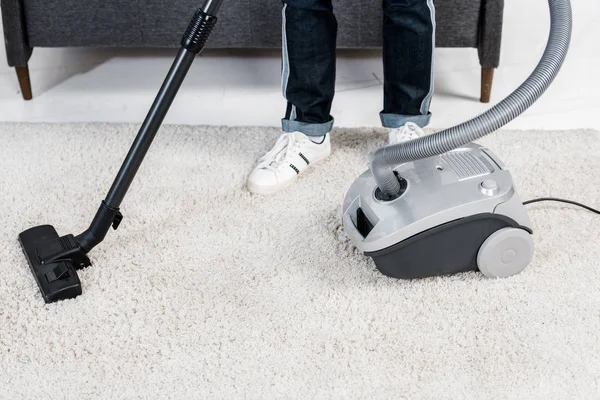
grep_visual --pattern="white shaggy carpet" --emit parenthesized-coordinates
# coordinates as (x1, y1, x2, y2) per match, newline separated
(1, 122, 599, 399)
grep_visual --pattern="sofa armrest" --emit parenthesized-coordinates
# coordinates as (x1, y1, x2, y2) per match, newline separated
(478, 0, 504, 68)
(1, 0, 33, 66)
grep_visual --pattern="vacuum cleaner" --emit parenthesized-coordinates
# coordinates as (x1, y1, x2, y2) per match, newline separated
(342, 0, 573, 279)
(18, 0, 225, 303)
(18, 0, 579, 303)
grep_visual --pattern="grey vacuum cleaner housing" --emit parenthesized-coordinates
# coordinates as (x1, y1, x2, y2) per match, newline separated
(343, 144, 534, 279)
(343, 0, 572, 279)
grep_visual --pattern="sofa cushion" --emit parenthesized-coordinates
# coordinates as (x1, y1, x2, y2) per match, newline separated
(24, 0, 482, 49)
(25, 0, 142, 46)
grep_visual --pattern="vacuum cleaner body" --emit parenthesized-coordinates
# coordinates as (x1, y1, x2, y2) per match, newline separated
(343, 144, 535, 279)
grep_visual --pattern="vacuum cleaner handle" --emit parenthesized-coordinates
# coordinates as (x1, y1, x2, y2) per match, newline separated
(201, 0, 224, 15)
(76, 0, 225, 252)
(18, 0, 228, 304)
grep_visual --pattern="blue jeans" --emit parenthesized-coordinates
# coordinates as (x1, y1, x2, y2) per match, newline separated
(281, 0, 435, 136)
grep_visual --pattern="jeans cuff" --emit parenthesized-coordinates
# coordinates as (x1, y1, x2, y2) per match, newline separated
(379, 113, 431, 129)
(282, 118, 334, 136)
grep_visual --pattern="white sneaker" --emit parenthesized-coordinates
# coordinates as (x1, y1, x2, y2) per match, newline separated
(247, 131, 331, 194)
(388, 122, 424, 145)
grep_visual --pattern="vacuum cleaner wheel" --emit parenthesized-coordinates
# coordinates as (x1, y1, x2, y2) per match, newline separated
(477, 227, 534, 278)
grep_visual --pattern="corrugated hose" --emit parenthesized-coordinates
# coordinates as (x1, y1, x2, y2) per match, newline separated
(372, 0, 573, 197)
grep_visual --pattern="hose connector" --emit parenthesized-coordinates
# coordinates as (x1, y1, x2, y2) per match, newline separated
(181, 9, 218, 54)
(371, 147, 402, 198)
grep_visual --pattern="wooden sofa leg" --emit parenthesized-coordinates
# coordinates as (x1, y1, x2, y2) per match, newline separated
(480, 67, 494, 103)
(15, 66, 33, 100)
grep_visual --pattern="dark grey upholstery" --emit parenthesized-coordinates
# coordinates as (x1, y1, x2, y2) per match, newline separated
(3, 0, 503, 65)
(1, 0, 33, 66)
(1, 0, 504, 100)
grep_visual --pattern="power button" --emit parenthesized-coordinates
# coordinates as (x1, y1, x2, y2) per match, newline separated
(480, 179, 499, 196)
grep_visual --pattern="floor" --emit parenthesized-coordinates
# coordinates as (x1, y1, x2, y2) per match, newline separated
(0, 0, 599, 131)
(3, 122, 599, 399)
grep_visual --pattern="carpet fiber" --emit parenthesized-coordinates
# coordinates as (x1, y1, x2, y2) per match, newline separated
(1, 122, 599, 399)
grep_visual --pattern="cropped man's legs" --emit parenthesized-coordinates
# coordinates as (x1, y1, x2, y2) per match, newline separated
(281, 0, 337, 137)
(380, 0, 435, 129)
(247, 0, 337, 195)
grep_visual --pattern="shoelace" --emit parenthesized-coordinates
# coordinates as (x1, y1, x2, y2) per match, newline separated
(257, 132, 300, 171)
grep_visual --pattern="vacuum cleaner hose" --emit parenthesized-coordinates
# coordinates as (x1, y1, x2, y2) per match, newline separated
(372, 0, 572, 197)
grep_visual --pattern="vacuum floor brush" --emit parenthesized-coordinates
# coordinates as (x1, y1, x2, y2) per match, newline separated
(343, 0, 573, 279)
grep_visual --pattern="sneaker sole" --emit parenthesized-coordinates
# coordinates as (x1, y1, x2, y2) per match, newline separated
(247, 175, 298, 195)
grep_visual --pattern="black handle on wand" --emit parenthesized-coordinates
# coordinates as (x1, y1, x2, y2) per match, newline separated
(75, 0, 224, 252)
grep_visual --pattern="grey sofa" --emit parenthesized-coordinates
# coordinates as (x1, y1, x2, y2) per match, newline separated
(2, 0, 503, 102)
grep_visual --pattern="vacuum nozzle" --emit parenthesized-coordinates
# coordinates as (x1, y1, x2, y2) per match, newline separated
(18, 225, 89, 303)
